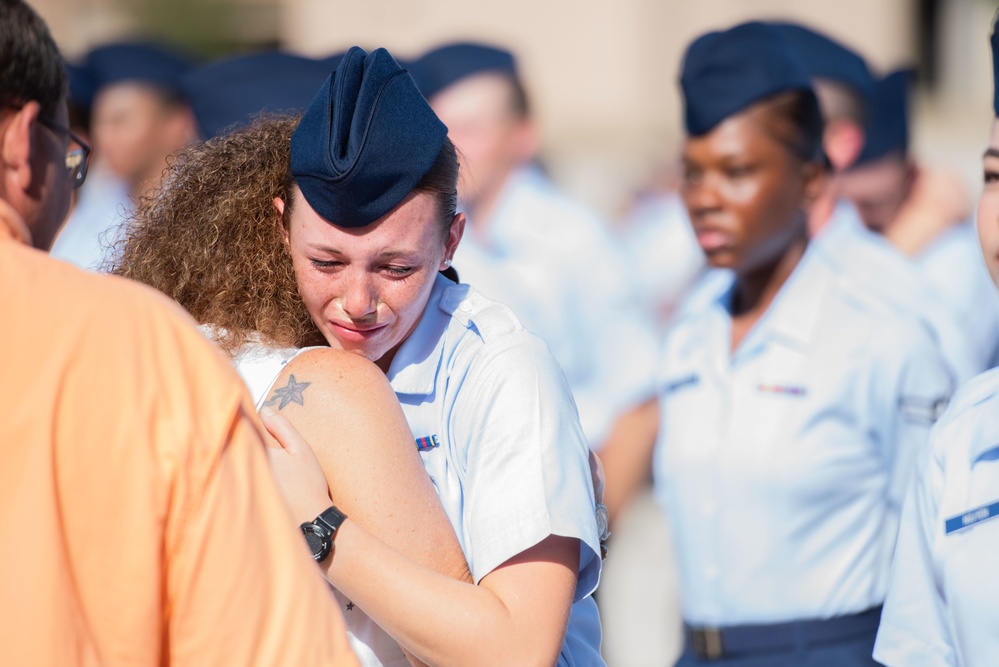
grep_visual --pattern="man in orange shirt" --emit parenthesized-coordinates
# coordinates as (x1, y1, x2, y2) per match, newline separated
(0, 2, 357, 665)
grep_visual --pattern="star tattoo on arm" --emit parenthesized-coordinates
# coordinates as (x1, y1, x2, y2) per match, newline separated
(262, 374, 311, 410)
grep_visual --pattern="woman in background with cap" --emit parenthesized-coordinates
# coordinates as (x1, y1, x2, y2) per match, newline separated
(634, 22, 952, 666)
(114, 46, 602, 667)
(871, 16, 999, 667)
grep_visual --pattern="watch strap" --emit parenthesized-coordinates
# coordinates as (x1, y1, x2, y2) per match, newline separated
(314, 505, 348, 537)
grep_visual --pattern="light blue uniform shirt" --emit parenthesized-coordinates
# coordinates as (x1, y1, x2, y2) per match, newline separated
(815, 202, 979, 385)
(226, 277, 604, 666)
(653, 243, 953, 627)
(874, 368, 999, 667)
(50, 168, 129, 271)
(455, 165, 658, 448)
(915, 221, 999, 372)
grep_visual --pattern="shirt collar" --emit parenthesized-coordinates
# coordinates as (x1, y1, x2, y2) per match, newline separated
(385, 274, 456, 395)
(716, 243, 830, 354)
(967, 391, 999, 465)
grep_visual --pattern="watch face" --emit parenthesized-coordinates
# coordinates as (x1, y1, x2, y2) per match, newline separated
(301, 522, 332, 562)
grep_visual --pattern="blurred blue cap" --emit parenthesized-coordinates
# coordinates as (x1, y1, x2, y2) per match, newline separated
(290, 46, 448, 228)
(854, 69, 914, 166)
(183, 51, 334, 139)
(410, 41, 517, 99)
(86, 41, 193, 95)
(681, 21, 816, 135)
(769, 22, 875, 102)
(65, 61, 96, 111)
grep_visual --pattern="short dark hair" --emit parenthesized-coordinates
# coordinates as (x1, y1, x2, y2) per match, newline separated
(757, 90, 826, 164)
(0, 0, 66, 119)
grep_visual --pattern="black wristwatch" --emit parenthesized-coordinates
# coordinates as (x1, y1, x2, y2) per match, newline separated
(300, 506, 348, 562)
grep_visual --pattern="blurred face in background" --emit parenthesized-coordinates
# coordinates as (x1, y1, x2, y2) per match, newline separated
(429, 74, 536, 214)
(92, 82, 195, 191)
(840, 153, 915, 233)
(977, 119, 999, 287)
(681, 104, 819, 276)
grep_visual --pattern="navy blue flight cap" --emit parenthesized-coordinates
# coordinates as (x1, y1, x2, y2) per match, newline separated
(769, 22, 875, 102)
(854, 69, 914, 166)
(86, 42, 193, 95)
(992, 12, 999, 116)
(290, 46, 448, 229)
(65, 61, 96, 111)
(410, 42, 517, 99)
(183, 52, 333, 139)
(680, 22, 816, 136)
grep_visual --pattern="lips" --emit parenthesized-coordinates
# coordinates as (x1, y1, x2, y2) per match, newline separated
(693, 227, 733, 253)
(328, 320, 387, 342)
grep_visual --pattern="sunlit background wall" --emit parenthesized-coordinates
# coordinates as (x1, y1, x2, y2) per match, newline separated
(32, 0, 998, 218)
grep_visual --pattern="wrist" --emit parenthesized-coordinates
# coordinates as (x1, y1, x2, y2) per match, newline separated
(301, 505, 348, 563)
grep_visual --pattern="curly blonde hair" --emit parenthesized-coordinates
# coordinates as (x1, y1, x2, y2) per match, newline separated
(109, 114, 327, 356)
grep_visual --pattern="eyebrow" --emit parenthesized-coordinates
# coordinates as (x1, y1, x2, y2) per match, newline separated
(983, 148, 999, 159)
(306, 243, 417, 259)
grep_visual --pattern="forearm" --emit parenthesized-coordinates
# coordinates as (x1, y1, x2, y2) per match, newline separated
(322, 522, 578, 667)
(599, 397, 659, 526)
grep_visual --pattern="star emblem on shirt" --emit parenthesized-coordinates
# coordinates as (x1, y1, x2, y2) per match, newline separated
(263, 374, 311, 409)
(346, 601, 355, 611)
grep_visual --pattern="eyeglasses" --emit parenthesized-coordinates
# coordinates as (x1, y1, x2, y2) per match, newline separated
(36, 116, 91, 189)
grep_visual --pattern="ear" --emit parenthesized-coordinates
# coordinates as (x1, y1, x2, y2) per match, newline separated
(441, 212, 466, 269)
(801, 160, 828, 209)
(165, 106, 199, 148)
(511, 117, 540, 163)
(823, 120, 865, 172)
(273, 196, 290, 245)
(1, 102, 40, 193)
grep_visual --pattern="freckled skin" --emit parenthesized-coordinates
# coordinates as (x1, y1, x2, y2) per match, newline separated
(279, 189, 463, 372)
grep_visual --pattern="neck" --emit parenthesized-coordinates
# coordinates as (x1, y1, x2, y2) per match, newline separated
(732, 229, 809, 318)
(0, 197, 32, 246)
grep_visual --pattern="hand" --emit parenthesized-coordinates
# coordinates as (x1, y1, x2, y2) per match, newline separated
(887, 166, 969, 256)
(261, 407, 333, 524)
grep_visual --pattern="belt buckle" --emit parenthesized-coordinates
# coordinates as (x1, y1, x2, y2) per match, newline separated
(691, 627, 724, 660)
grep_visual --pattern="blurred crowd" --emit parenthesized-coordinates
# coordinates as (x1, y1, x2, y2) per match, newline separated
(8, 0, 999, 665)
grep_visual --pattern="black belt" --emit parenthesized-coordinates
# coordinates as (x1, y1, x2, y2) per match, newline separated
(685, 606, 882, 661)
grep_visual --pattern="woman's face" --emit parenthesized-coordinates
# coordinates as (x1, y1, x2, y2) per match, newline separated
(977, 119, 999, 288)
(681, 108, 818, 274)
(280, 189, 463, 372)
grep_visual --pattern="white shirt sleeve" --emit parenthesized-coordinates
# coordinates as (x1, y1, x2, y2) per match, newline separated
(873, 434, 957, 666)
(451, 330, 601, 599)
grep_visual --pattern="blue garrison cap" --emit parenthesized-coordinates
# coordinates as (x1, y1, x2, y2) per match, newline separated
(86, 42, 193, 95)
(65, 61, 96, 111)
(992, 13, 999, 116)
(409, 42, 517, 99)
(854, 69, 914, 166)
(183, 52, 333, 139)
(681, 22, 815, 135)
(769, 22, 875, 102)
(290, 46, 448, 228)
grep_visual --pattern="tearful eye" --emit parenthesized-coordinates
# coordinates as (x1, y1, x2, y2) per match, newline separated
(310, 259, 342, 269)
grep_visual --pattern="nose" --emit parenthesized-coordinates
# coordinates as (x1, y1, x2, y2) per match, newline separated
(339, 269, 378, 320)
(684, 174, 722, 219)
